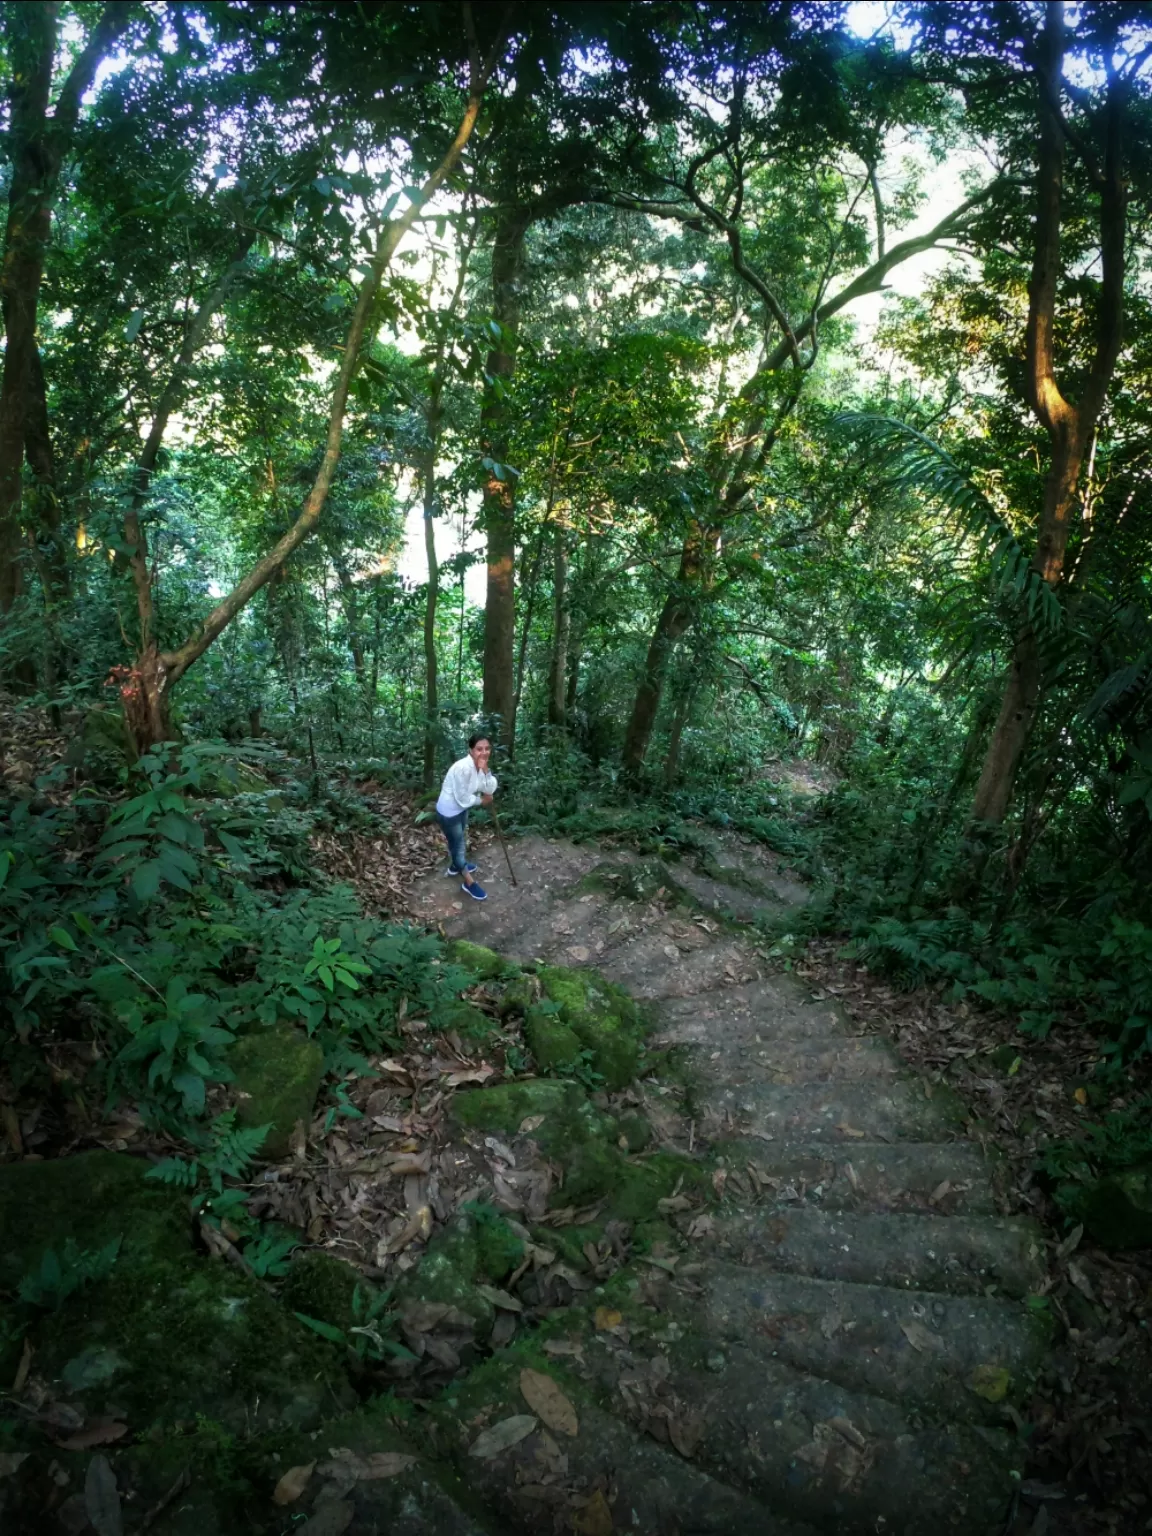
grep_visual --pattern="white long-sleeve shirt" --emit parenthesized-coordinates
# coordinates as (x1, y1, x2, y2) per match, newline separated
(436, 755, 498, 818)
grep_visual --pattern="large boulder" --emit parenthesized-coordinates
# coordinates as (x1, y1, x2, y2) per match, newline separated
(230, 1024, 325, 1158)
(1083, 1161, 1152, 1249)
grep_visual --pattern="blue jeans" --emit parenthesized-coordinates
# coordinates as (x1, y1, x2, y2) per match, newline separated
(436, 809, 469, 871)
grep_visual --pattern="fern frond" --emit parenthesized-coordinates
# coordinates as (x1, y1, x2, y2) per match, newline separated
(837, 413, 1064, 635)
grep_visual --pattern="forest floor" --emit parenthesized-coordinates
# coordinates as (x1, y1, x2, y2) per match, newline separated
(327, 798, 1152, 1535)
(3, 727, 1150, 1533)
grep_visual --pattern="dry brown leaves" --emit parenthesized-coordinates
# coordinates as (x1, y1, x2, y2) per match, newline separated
(796, 938, 1152, 1535)
(308, 782, 442, 917)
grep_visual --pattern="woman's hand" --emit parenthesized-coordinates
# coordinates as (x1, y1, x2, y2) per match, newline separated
(480, 793, 494, 807)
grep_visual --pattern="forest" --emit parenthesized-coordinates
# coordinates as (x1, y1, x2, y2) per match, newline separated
(2, 2, 1152, 1534)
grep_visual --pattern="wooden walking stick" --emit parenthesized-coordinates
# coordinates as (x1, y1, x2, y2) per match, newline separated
(490, 803, 518, 886)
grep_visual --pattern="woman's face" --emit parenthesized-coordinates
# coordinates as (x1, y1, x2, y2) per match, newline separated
(470, 738, 491, 770)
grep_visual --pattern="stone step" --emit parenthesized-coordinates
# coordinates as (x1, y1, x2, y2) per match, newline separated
(713, 1137, 999, 1214)
(696, 1077, 964, 1143)
(695, 1262, 1049, 1424)
(582, 1332, 1018, 1536)
(654, 978, 853, 1045)
(597, 931, 764, 1001)
(732, 1035, 904, 1083)
(342, 1463, 494, 1535)
(710, 1206, 1045, 1297)
(443, 1390, 818, 1535)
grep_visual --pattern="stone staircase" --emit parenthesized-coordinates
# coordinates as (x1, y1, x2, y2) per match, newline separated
(293, 832, 1048, 1536)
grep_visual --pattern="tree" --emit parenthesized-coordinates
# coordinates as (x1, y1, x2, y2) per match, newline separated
(0, 0, 130, 627)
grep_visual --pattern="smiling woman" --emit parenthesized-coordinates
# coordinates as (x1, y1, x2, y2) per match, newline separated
(435, 732, 497, 898)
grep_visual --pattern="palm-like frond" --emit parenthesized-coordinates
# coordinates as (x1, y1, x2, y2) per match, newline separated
(836, 413, 1064, 635)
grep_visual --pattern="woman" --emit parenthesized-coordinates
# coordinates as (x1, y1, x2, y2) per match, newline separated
(435, 734, 497, 901)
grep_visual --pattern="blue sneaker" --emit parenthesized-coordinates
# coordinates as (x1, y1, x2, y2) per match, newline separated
(462, 881, 487, 901)
(445, 863, 477, 876)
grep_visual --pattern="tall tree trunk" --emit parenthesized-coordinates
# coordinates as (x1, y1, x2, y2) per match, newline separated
(971, 1, 1126, 824)
(621, 518, 718, 775)
(480, 210, 529, 738)
(0, 2, 128, 618)
(421, 439, 440, 789)
(329, 549, 366, 691)
(663, 677, 697, 787)
(129, 25, 500, 746)
(547, 524, 569, 728)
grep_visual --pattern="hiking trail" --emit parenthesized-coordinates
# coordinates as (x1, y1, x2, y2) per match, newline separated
(358, 828, 1047, 1536)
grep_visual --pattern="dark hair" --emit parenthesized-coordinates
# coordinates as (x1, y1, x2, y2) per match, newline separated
(468, 734, 491, 750)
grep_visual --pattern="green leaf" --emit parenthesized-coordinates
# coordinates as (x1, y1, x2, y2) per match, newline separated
(294, 1312, 347, 1344)
(49, 926, 77, 951)
(131, 861, 163, 902)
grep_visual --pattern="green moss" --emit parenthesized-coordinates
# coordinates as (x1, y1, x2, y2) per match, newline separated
(447, 940, 512, 980)
(39, 1246, 353, 1435)
(523, 1006, 584, 1071)
(230, 1025, 324, 1158)
(537, 964, 647, 1090)
(396, 1218, 493, 1327)
(280, 1251, 363, 1331)
(497, 974, 539, 1017)
(438, 997, 495, 1040)
(0, 1151, 189, 1288)
(1083, 1162, 1152, 1249)
(616, 1112, 652, 1153)
(451, 1078, 573, 1137)
(533, 1222, 605, 1271)
(468, 1204, 524, 1280)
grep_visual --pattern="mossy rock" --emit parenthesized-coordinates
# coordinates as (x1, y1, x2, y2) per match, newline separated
(447, 939, 512, 980)
(537, 964, 647, 1089)
(439, 996, 495, 1040)
(450, 1078, 574, 1138)
(451, 1079, 615, 1158)
(497, 973, 540, 1018)
(468, 1203, 525, 1280)
(280, 1251, 363, 1332)
(62, 708, 138, 783)
(523, 1005, 584, 1071)
(0, 1151, 189, 1288)
(1083, 1162, 1152, 1249)
(395, 1217, 493, 1328)
(230, 1025, 324, 1158)
(0, 1155, 353, 1438)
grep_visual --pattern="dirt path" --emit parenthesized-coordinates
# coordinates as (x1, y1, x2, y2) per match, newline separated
(371, 831, 1047, 1535)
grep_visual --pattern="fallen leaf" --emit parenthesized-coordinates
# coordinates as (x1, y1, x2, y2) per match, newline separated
(468, 1414, 538, 1459)
(11, 1336, 32, 1394)
(273, 1462, 315, 1504)
(58, 1417, 129, 1451)
(290, 1119, 308, 1160)
(321, 1449, 416, 1481)
(928, 1180, 951, 1206)
(1055, 1223, 1084, 1261)
(836, 1122, 867, 1138)
(1074, 1087, 1087, 1105)
(378, 1205, 433, 1258)
(2, 1104, 22, 1155)
(668, 1412, 705, 1459)
(520, 1368, 578, 1437)
(827, 1416, 866, 1449)
(476, 1284, 523, 1312)
(969, 1364, 1012, 1402)
(519, 1114, 546, 1133)
(85, 1454, 122, 1536)
(573, 1488, 615, 1536)
(593, 1307, 623, 1331)
(662, 944, 680, 961)
(900, 1321, 944, 1354)
(0, 1453, 29, 1480)
(298, 1501, 355, 1536)
(445, 1064, 496, 1088)
(1067, 1260, 1095, 1300)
